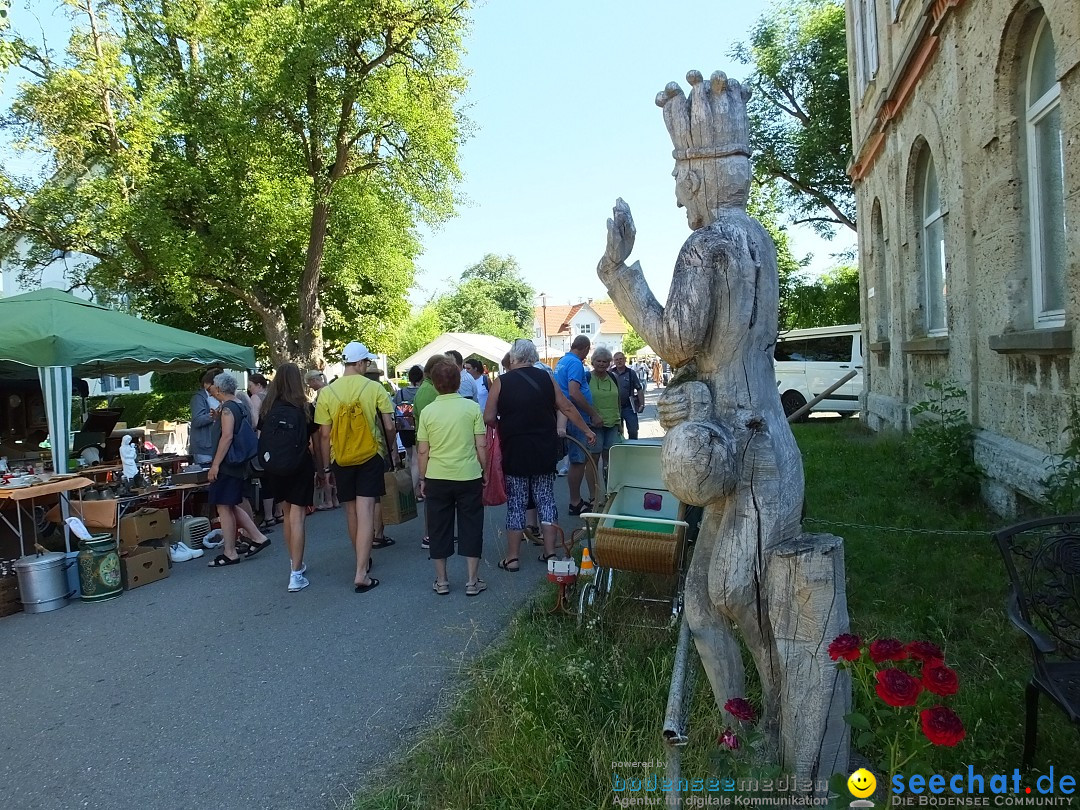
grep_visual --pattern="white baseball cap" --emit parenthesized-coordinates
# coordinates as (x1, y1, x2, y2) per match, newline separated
(342, 341, 374, 363)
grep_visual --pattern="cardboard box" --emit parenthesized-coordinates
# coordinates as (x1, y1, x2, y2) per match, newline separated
(121, 545, 169, 589)
(46, 498, 118, 529)
(381, 466, 417, 525)
(119, 508, 171, 549)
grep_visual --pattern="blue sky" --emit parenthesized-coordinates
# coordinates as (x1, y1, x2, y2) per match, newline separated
(2, 0, 857, 309)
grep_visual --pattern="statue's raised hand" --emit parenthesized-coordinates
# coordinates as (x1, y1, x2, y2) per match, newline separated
(599, 198, 636, 282)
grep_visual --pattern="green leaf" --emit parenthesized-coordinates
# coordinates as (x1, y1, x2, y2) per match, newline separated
(856, 730, 875, 749)
(845, 711, 871, 730)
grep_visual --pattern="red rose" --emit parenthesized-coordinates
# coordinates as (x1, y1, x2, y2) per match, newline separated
(828, 633, 863, 662)
(869, 638, 907, 663)
(920, 705, 966, 746)
(922, 660, 959, 696)
(724, 698, 757, 724)
(875, 668, 923, 707)
(906, 640, 945, 662)
(718, 729, 740, 750)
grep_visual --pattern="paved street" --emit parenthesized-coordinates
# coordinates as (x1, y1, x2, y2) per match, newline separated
(1, 393, 665, 810)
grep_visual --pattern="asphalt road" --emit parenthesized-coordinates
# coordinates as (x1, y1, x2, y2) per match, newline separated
(1, 394, 665, 810)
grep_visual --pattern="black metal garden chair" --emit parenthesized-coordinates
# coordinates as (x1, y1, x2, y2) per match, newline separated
(992, 515, 1080, 769)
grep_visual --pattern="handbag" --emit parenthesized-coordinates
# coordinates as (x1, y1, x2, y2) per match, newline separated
(225, 403, 259, 465)
(483, 425, 507, 507)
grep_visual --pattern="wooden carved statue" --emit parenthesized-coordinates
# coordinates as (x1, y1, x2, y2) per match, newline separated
(597, 71, 850, 784)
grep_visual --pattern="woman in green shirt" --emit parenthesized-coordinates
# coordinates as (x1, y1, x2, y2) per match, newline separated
(417, 356, 487, 597)
(588, 346, 623, 482)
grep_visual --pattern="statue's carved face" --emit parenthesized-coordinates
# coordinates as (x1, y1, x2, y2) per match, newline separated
(672, 163, 711, 230)
(673, 157, 752, 228)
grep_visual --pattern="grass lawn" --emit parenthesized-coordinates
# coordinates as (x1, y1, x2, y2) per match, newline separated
(355, 420, 1079, 809)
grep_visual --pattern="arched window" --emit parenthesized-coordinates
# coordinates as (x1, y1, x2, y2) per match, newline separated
(919, 155, 947, 335)
(1024, 14, 1066, 325)
(871, 201, 888, 341)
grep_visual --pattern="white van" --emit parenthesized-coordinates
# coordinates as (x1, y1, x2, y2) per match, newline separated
(773, 324, 863, 419)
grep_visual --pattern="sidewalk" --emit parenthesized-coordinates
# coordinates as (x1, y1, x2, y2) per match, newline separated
(0, 400, 668, 809)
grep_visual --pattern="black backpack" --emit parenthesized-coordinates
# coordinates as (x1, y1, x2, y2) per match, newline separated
(257, 401, 308, 475)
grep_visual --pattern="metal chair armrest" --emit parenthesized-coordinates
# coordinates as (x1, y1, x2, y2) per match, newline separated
(1007, 589, 1057, 655)
(579, 512, 689, 527)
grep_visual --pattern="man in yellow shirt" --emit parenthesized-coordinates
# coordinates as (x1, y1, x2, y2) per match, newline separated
(315, 342, 397, 593)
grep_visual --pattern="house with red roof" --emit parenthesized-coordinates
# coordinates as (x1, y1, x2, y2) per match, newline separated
(532, 299, 628, 359)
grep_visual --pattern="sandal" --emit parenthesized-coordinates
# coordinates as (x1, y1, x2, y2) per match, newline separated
(371, 536, 396, 549)
(354, 578, 380, 593)
(432, 580, 450, 596)
(245, 538, 271, 558)
(256, 521, 275, 533)
(497, 558, 520, 572)
(208, 553, 241, 567)
(465, 579, 487, 597)
(538, 552, 557, 563)
(525, 525, 544, 545)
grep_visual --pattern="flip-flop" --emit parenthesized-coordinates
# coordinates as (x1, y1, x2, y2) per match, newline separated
(208, 554, 241, 567)
(497, 558, 520, 572)
(245, 538, 271, 558)
(371, 536, 396, 549)
(354, 578, 380, 593)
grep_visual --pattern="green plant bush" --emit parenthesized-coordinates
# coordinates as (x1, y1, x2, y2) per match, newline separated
(1040, 396, 1080, 514)
(85, 392, 195, 426)
(150, 370, 204, 393)
(907, 380, 982, 499)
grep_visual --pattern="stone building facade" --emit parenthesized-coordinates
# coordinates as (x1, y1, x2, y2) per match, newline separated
(847, 0, 1079, 513)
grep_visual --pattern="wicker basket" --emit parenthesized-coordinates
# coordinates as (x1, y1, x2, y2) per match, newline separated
(592, 523, 685, 575)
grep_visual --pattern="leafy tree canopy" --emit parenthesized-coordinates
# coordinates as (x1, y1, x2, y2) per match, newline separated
(389, 253, 534, 362)
(621, 323, 645, 356)
(1, 0, 472, 368)
(783, 264, 860, 329)
(733, 0, 854, 235)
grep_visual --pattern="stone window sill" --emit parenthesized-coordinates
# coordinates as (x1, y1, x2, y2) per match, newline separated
(869, 341, 891, 354)
(901, 336, 950, 355)
(989, 327, 1073, 356)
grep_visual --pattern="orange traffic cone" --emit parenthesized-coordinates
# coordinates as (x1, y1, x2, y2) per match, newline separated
(580, 545, 595, 577)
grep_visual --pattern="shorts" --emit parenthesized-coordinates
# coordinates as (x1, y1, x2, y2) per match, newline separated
(208, 473, 245, 506)
(425, 478, 484, 560)
(594, 425, 623, 453)
(505, 474, 557, 531)
(263, 453, 316, 507)
(566, 423, 589, 464)
(331, 453, 386, 501)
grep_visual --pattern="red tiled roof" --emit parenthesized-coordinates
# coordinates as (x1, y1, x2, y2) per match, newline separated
(534, 300, 627, 337)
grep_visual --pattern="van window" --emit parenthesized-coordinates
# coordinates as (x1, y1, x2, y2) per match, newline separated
(775, 335, 852, 362)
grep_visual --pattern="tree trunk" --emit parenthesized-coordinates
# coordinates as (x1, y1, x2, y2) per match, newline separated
(297, 194, 329, 368)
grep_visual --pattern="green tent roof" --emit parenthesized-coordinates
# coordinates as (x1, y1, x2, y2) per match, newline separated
(0, 288, 256, 379)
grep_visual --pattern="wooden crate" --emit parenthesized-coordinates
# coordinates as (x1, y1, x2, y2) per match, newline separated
(0, 577, 22, 618)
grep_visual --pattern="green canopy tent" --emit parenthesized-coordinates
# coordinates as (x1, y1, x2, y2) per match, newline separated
(0, 288, 256, 480)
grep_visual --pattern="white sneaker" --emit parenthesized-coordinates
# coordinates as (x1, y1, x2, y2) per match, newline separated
(170, 542, 204, 562)
(288, 571, 309, 592)
(202, 529, 224, 549)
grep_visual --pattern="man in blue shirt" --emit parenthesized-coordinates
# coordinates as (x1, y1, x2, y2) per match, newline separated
(554, 335, 603, 515)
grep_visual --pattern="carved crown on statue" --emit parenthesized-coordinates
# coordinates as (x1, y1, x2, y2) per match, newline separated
(655, 71, 752, 162)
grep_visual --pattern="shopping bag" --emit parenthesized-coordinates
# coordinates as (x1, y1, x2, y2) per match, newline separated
(483, 426, 507, 507)
(381, 464, 417, 525)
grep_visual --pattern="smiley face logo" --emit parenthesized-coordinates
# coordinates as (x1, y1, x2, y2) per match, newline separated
(848, 768, 877, 798)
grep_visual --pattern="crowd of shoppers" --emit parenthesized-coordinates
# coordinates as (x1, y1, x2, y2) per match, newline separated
(184, 336, 647, 595)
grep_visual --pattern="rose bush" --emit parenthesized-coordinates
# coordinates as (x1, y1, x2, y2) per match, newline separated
(829, 633, 965, 800)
